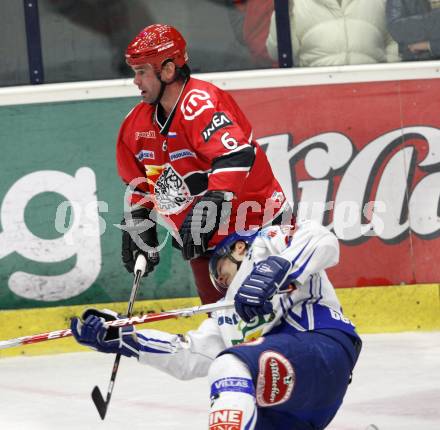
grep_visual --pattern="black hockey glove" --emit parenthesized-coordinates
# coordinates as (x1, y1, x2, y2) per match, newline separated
(179, 191, 233, 260)
(121, 207, 160, 276)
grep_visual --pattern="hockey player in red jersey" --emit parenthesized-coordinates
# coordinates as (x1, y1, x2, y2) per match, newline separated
(118, 24, 291, 304)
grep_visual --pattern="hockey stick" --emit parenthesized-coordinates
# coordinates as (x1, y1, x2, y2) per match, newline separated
(91, 253, 147, 420)
(0, 302, 234, 350)
(0, 287, 295, 351)
(0, 300, 235, 351)
(0, 285, 295, 352)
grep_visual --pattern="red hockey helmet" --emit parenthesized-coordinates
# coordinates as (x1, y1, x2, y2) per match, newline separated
(125, 24, 188, 71)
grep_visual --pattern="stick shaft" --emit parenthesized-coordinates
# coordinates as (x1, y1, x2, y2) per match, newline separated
(0, 301, 234, 351)
(95, 256, 147, 418)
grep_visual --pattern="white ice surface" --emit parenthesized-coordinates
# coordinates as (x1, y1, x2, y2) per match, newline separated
(0, 331, 439, 430)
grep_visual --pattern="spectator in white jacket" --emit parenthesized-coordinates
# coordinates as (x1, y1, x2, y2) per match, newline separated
(267, 0, 400, 67)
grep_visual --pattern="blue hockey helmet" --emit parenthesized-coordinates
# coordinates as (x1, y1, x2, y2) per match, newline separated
(209, 230, 259, 292)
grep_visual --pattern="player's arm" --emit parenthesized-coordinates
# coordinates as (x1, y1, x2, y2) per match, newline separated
(135, 317, 226, 380)
(116, 127, 160, 275)
(179, 99, 256, 260)
(116, 123, 153, 208)
(192, 107, 256, 196)
(279, 220, 339, 285)
(235, 221, 339, 322)
(71, 309, 225, 380)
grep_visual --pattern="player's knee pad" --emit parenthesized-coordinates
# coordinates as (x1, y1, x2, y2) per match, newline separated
(208, 354, 257, 430)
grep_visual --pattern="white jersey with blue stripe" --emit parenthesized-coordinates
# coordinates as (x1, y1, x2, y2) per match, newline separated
(134, 220, 359, 380)
(214, 220, 358, 346)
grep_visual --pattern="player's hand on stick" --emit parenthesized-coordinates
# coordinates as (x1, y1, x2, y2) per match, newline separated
(70, 309, 139, 358)
(179, 191, 232, 260)
(235, 256, 291, 323)
(121, 207, 160, 276)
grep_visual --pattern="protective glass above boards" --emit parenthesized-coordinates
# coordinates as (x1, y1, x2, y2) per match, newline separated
(0, 0, 276, 86)
(2, 0, 440, 86)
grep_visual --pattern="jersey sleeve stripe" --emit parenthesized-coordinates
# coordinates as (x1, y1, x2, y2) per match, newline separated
(224, 143, 253, 154)
(211, 146, 256, 171)
(131, 189, 149, 197)
(209, 167, 251, 175)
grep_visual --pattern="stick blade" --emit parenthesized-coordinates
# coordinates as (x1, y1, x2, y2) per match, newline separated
(91, 386, 108, 420)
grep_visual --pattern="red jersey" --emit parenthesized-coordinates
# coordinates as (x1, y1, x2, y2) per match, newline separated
(116, 77, 288, 246)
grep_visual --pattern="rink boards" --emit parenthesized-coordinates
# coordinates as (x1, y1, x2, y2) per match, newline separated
(1, 283, 439, 357)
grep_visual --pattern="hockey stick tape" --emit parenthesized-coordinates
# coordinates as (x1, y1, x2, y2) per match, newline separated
(134, 254, 147, 276)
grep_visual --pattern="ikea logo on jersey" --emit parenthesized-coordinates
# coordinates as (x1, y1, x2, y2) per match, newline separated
(202, 112, 232, 142)
(136, 150, 155, 161)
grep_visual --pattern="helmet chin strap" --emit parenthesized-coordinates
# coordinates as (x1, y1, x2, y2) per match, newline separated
(150, 61, 180, 106)
(150, 78, 166, 106)
(225, 253, 242, 272)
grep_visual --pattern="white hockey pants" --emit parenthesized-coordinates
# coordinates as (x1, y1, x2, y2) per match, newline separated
(208, 353, 257, 429)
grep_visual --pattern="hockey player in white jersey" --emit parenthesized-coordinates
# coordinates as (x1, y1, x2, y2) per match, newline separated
(71, 220, 362, 429)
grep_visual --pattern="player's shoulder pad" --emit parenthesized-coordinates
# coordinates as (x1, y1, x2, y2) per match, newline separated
(296, 218, 331, 236)
(123, 101, 151, 121)
(258, 225, 280, 238)
(118, 103, 153, 141)
(180, 78, 225, 122)
(256, 225, 296, 251)
(258, 225, 295, 240)
(187, 77, 222, 100)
